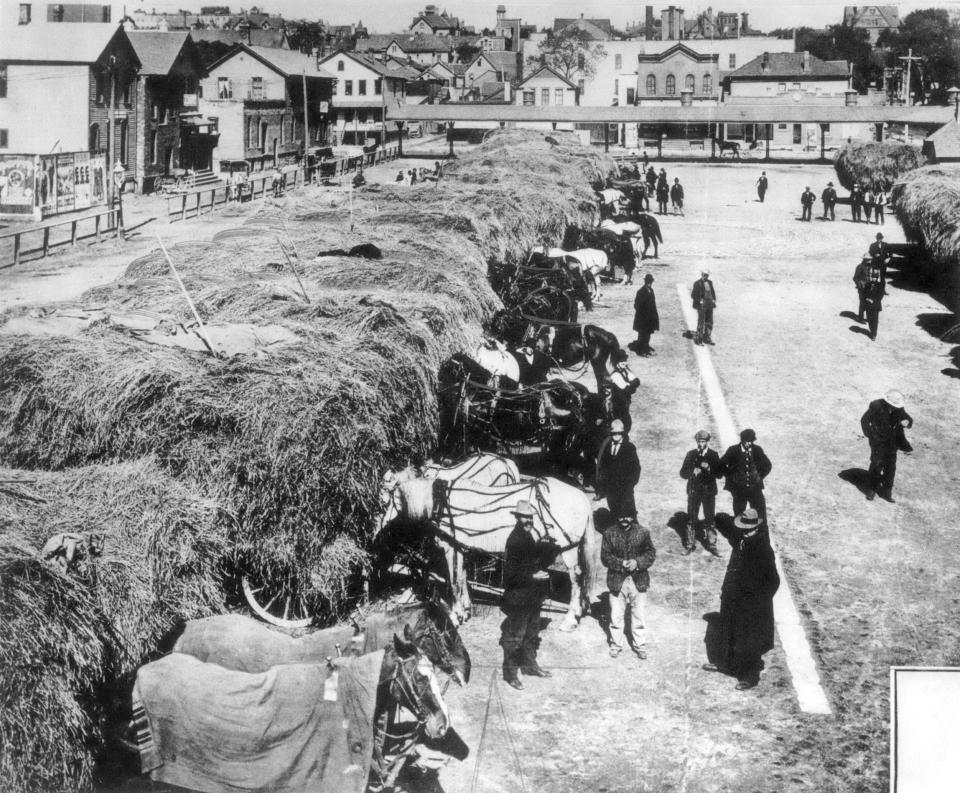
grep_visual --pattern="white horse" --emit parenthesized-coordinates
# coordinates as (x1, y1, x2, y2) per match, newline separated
(529, 245, 611, 303)
(379, 475, 602, 631)
(383, 452, 521, 493)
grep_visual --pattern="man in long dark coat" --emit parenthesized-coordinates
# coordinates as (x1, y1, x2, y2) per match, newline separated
(800, 186, 816, 221)
(755, 171, 768, 202)
(632, 273, 659, 356)
(500, 500, 559, 690)
(691, 270, 716, 346)
(860, 390, 913, 502)
(679, 430, 723, 555)
(821, 181, 837, 220)
(853, 253, 872, 323)
(719, 428, 772, 521)
(862, 260, 884, 341)
(702, 508, 780, 690)
(595, 419, 641, 520)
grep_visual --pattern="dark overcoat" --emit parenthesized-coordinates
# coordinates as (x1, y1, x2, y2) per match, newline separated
(632, 284, 660, 334)
(680, 447, 722, 495)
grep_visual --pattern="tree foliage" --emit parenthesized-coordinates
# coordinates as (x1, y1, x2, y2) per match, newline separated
(526, 27, 607, 83)
(878, 8, 960, 103)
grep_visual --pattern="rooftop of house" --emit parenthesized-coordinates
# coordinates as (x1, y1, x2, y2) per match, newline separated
(727, 51, 848, 80)
(0, 22, 127, 63)
(127, 30, 193, 75)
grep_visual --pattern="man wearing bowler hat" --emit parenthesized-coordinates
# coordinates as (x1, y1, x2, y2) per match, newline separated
(632, 273, 659, 356)
(719, 429, 772, 521)
(860, 390, 913, 502)
(679, 430, 723, 555)
(691, 270, 717, 346)
(702, 508, 780, 690)
(821, 181, 837, 220)
(500, 500, 559, 690)
(595, 419, 642, 520)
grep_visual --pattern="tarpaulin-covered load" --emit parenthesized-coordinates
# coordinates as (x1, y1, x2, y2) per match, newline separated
(133, 650, 383, 793)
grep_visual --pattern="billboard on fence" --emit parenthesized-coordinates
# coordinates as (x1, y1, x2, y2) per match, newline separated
(0, 155, 39, 215)
(35, 152, 108, 216)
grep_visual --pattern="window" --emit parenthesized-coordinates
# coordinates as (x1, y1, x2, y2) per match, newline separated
(217, 76, 232, 99)
(685, 74, 695, 92)
(822, 123, 831, 132)
(626, 87, 635, 105)
(615, 54, 622, 70)
(778, 123, 787, 130)
(0, 130, 7, 148)
(358, 79, 367, 95)
(151, 102, 159, 120)
(96, 72, 108, 104)
(522, 89, 534, 106)
(541, 88, 550, 105)
(259, 120, 268, 150)
(122, 78, 130, 106)
(149, 131, 157, 164)
(792, 82, 801, 89)
(665, 74, 676, 95)
(728, 54, 736, 69)
(555, 88, 564, 105)
(374, 78, 382, 95)
(52, 4, 63, 21)
(0, 65, 6, 98)
(613, 78, 619, 97)
(337, 60, 345, 71)
(344, 79, 353, 96)
(119, 120, 128, 164)
(18, 4, 31, 24)
(702, 74, 712, 95)
(89, 124, 100, 151)
(251, 76, 263, 99)
(646, 74, 656, 95)
(778, 82, 786, 93)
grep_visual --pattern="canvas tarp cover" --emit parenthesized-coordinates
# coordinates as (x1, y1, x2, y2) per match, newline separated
(173, 611, 419, 673)
(133, 650, 383, 793)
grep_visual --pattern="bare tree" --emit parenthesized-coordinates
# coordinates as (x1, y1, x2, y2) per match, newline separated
(525, 27, 608, 84)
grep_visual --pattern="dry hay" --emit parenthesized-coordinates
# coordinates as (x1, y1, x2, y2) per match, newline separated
(0, 459, 226, 793)
(891, 165, 960, 278)
(834, 140, 924, 191)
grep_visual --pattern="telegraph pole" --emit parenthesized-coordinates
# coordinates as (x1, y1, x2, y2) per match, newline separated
(899, 48, 923, 104)
(302, 69, 309, 183)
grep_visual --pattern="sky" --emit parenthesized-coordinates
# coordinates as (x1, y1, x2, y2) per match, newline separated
(118, 0, 960, 32)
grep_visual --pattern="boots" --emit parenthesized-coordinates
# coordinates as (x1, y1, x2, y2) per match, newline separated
(520, 657, 552, 678)
(705, 523, 720, 556)
(503, 649, 523, 690)
(683, 523, 696, 554)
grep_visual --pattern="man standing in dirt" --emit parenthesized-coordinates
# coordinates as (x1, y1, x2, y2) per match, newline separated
(821, 181, 837, 220)
(631, 273, 659, 356)
(800, 186, 816, 221)
(869, 232, 890, 288)
(500, 500, 559, 690)
(602, 515, 656, 659)
(670, 177, 685, 216)
(595, 419, 641, 520)
(853, 253, 872, 323)
(756, 171, 768, 203)
(860, 390, 913, 502)
(679, 430, 723, 555)
(702, 508, 780, 690)
(719, 429, 772, 521)
(862, 259, 885, 341)
(691, 270, 716, 346)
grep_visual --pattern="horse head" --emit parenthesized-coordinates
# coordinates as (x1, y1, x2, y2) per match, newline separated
(383, 626, 451, 740)
(414, 594, 471, 685)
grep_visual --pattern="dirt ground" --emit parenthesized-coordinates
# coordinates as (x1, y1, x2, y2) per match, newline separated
(5, 152, 959, 793)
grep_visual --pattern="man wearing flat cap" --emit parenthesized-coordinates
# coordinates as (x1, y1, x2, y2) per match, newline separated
(691, 270, 717, 346)
(719, 429, 772, 521)
(632, 273, 659, 357)
(500, 500, 559, 690)
(602, 514, 657, 659)
(679, 430, 723, 555)
(860, 390, 913, 502)
(595, 419, 642, 520)
(702, 508, 780, 690)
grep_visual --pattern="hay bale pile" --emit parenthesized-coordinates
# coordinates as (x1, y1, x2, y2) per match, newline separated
(834, 140, 924, 191)
(891, 165, 960, 286)
(0, 130, 613, 792)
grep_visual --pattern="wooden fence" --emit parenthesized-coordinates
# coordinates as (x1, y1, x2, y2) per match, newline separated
(0, 206, 121, 268)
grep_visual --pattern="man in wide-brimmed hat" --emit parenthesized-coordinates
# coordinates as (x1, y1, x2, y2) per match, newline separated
(500, 500, 558, 690)
(860, 390, 913, 502)
(719, 428, 772, 521)
(702, 508, 780, 690)
(852, 252, 873, 323)
(868, 231, 890, 288)
(595, 419, 642, 520)
(821, 181, 837, 220)
(679, 430, 723, 555)
(602, 514, 657, 659)
(631, 273, 659, 356)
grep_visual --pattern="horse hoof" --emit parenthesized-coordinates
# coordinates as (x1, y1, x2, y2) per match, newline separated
(558, 618, 579, 633)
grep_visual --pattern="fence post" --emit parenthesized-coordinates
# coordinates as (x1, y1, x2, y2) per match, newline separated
(71, 220, 78, 246)
(43, 226, 51, 255)
(13, 233, 21, 265)
(95, 214, 101, 243)
(181, 194, 187, 221)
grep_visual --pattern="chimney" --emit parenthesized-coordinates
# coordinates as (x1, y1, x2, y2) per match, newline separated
(645, 6, 654, 39)
(801, 50, 810, 73)
(761, 52, 769, 73)
(740, 12, 748, 32)
(845, 88, 858, 106)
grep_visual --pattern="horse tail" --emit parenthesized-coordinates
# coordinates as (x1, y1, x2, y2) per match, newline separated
(579, 507, 603, 607)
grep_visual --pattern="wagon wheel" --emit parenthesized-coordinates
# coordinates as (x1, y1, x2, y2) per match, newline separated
(242, 574, 314, 628)
(152, 176, 164, 194)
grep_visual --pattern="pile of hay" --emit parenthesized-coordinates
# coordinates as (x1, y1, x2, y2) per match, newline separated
(891, 165, 960, 283)
(0, 130, 614, 791)
(834, 140, 924, 191)
(0, 460, 226, 793)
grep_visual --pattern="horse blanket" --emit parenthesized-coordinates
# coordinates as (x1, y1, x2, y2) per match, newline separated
(133, 651, 383, 793)
(173, 611, 417, 673)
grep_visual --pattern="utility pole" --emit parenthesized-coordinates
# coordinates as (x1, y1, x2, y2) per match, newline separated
(381, 72, 387, 148)
(301, 69, 309, 183)
(899, 48, 923, 104)
(107, 57, 116, 207)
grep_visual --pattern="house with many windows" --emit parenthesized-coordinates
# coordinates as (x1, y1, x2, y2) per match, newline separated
(516, 65, 577, 107)
(199, 44, 335, 171)
(636, 44, 720, 105)
(409, 4, 463, 36)
(842, 6, 900, 45)
(462, 50, 520, 102)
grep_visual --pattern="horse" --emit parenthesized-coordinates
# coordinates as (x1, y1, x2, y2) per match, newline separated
(537, 323, 624, 387)
(131, 630, 451, 793)
(494, 260, 590, 318)
(602, 213, 663, 260)
(712, 136, 741, 160)
(563, 225, 637, 282)
(529, 245, 611, 303)
(379, 475, 602, 630)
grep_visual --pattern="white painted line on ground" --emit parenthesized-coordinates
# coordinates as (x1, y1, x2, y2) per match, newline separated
(676, 284, 833, 716)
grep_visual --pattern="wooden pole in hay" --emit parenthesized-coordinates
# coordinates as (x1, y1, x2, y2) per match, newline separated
(155, 233, 217, 355)
(276, 236, 311, 304)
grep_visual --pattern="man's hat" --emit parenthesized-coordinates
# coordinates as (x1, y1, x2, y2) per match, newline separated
(740, 428, 757, 443)
(644, 273, 654, 283)
(828, 181, 834, 186)
(862, 251, 871, 260)
(609, 419, 626, 435)
(694, 430, 711, 441)
(701, 269, 710, 276)
(511, 500, 536, 518)
(884, 389, 905, 409)
(876, 232, 884, 240)
(805, 186, 810, 190)
(734, 508, 762, 530)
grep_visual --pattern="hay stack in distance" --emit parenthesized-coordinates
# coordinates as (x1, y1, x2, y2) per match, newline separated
(834, 140, 924, 191)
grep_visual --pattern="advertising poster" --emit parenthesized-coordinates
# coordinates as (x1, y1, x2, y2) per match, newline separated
(0, 155, 37, 214)
(55, 153, 76, 213)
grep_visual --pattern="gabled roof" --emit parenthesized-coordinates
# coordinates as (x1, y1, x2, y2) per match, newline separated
(517, 65, 577, 89)
(923, 118, 960, 159)
(727, 51, 848, 80)
(637, 43, 720, 65)
(127, 31, 195, 75)
(0, 22, 135, 64)
(317, 50, 410, 81)
(411, 12, 460, 31)
(189, 28, 289, 49)
(209, 43, 334, 79)
(843, 6, 900, 28)
(552, 17, 614, 40)
(469, 50, 520, 73)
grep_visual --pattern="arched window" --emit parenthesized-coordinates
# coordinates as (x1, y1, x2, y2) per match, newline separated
(337, 60, 345, 72)
(685, 74, 695, 92)
(645, 74, 656, 95)
(666, 74, 676, 95)
(88, 123, 100, 152)
(259, 120, 268, 150)
(703, 74, 713, 95)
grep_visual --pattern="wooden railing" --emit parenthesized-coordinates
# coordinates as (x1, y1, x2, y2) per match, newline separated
(165, 145, 402, 223)
(0, 206, 121, 267)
